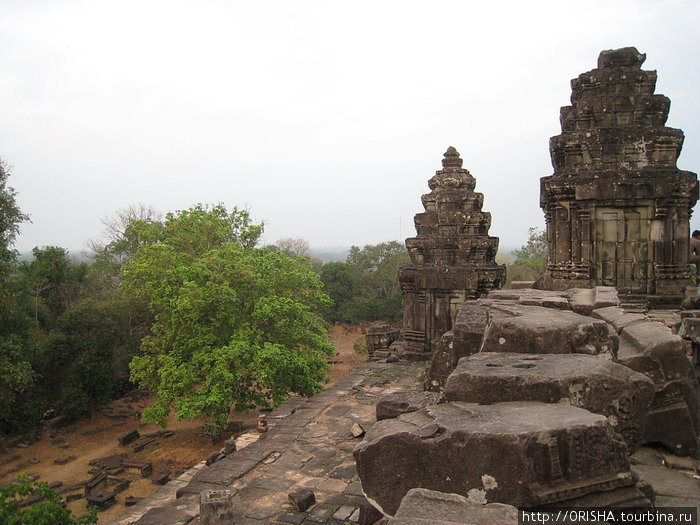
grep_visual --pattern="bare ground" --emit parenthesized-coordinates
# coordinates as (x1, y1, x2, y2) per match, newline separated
(0, 325, 366, 523)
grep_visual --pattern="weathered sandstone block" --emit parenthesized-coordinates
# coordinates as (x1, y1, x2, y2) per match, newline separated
(354, 402, 644, 515)
(443, 353, 654, 449)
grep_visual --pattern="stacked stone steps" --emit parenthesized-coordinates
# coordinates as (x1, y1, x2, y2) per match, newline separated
(355, 286, 699, 518)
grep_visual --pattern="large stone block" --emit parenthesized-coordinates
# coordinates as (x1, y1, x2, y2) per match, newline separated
(443, 353, 654, 450)
(354, 402, 642, 515)
(620, 322, 685, 358)
(569, 287, 620, 316)
(591, 306, 647, 333)
(478, 303, 617, 357)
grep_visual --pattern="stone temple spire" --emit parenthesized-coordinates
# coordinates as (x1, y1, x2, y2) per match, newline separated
(398, 147, 506, 358)
(540, 47, 698, 302)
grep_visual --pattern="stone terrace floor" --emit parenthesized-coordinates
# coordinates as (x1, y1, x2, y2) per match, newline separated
(109, 361, 426, 525)
(110, 359, 700, 525)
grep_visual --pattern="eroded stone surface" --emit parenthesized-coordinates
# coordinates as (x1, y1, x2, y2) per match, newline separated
(428, 297, 619, 389)
(354, 402, 641, 515)
(443, 352, 654, 449)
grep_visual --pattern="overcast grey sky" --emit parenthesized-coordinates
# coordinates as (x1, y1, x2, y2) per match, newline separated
(2, 0, 699, 254)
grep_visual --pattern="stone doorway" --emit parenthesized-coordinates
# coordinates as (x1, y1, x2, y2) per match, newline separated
(594, 207, 651, 293)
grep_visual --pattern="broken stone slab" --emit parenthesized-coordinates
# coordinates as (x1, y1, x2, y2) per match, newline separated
(569, 286, 620, 316)
(118, 429, 140, 446)
(443, 353, 655, 450)
(354, 402, 645, 515)
(591, 306, 647, 333)
(288, 488, 316, 512)
(152, 471, 170, 485)
(200, 490, 234, 525)
(351, 422, 365, 438)
(620, 322, 685, 358)
(388, 488, 518, 525)
(133, 436, 156, 452)
(89, 453, 127, 469)
(124, 495, 143, 506)
(480, 303, 617, 357)
(376, 391, 445, 421)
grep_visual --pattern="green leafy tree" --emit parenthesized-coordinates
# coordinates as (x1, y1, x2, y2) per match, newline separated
(0, 160, 35, 432)
(319, 262, 362, 322)
(21, 246, 88, 327)
(0, 160, 29, 266)
(508, 227, 548, 283)
(346, 241, 408, 322)
(0, 474, 97, 525)
(121, 204, 333, 434)
(39, 298, 146, 419)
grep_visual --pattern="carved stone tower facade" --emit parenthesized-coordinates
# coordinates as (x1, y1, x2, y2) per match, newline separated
(399, 147, 506, 358)
(540, 47, 698, 301)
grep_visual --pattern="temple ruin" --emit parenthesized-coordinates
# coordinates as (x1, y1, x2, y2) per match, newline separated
(355, 48, 699, 519)
(540, 47, 699, 303)
(398, 147, 506, 358)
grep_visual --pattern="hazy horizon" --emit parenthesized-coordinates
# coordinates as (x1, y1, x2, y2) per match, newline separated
(2, 1, 699, 254)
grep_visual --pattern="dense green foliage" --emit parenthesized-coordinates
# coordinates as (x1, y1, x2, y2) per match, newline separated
(319, 241, 408, 324)
(0, 156, 406, 443)
(121, 205, 333, 434)
(0, 474, 97, 525)
(505, 227, 548, 284)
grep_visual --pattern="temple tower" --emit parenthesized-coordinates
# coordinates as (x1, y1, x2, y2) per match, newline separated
(540, 47, 698, 302)
(399, 147, 506, 358)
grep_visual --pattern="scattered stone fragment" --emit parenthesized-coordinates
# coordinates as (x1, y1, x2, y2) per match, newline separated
(118, 429, 140, 446)
(54, 455, 77, 465)
(288, 488, 316, 512)
(28, 458, 40, 464)
(124, 495, 143, 506)
(66, 493, 83, 502)
(351, 422, 365, 438)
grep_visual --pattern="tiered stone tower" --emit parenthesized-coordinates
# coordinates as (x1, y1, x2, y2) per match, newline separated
(540, 47, 698, 302)
(399, 147, 505, 358)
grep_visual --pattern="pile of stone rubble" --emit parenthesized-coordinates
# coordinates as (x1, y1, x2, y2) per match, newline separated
(354, 287, 698, 520)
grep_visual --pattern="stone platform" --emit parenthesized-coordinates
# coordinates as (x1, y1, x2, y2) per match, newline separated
(109, 358, 700, 524)
(109, 361, 425, 525)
